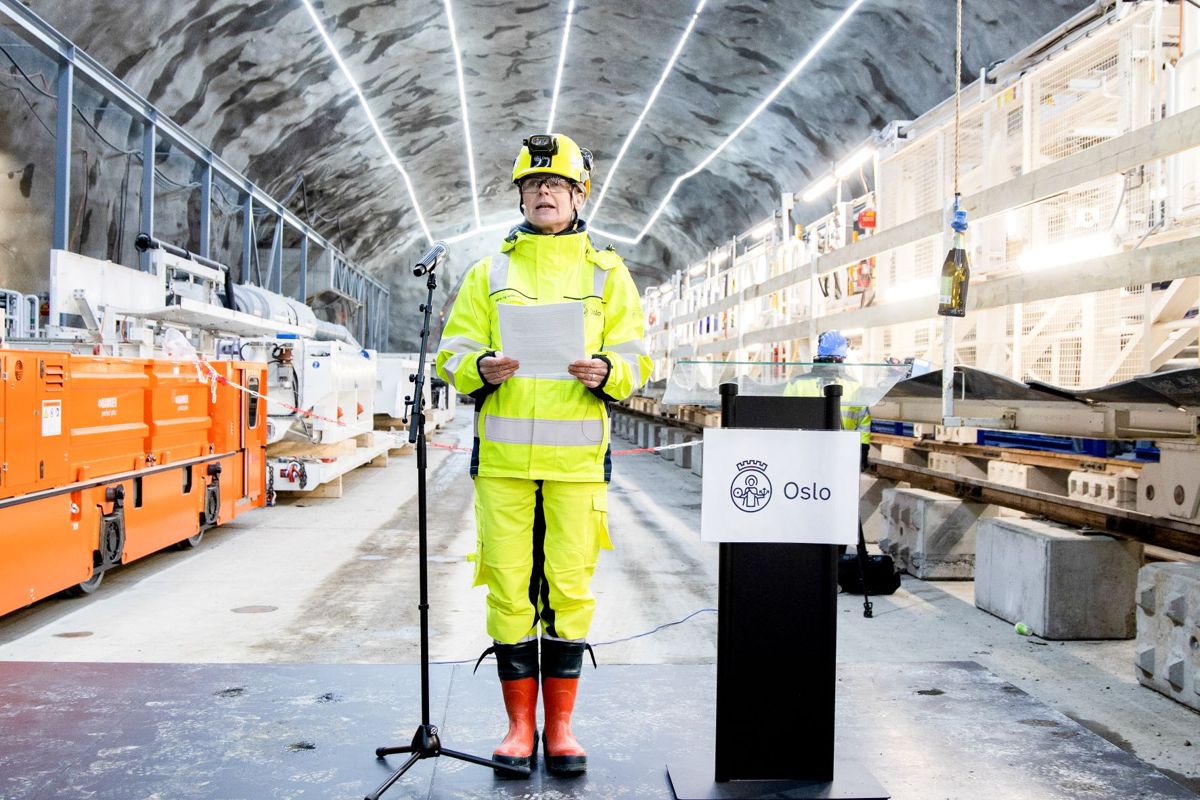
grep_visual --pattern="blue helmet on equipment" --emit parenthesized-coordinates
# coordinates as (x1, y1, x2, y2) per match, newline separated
(816, 330, 849, 361)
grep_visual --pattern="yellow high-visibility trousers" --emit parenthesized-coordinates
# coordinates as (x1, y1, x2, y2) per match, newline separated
(472, 476, 613, 644)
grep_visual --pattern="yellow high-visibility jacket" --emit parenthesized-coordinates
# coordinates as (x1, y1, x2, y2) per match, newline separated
(436, 226, 652, 482)
(783, 371, 872, 444)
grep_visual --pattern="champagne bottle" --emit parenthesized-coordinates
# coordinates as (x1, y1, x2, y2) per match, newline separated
(937, 231, 970, 317)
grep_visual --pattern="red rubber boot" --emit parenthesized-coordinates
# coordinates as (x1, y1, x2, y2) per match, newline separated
(542, 675, 587, 774)
(493, 676, 539, 776)
(482, 639, 540, 777)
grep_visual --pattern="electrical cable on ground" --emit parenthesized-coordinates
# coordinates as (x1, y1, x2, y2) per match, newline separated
(431, 607, 718, 666)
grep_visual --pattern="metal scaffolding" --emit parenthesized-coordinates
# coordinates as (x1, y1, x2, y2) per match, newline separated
(0, 0, 390, 350)
(642, 1, 1200, 393)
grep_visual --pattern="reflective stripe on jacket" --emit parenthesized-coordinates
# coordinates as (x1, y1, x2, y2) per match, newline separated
(783, 374, 872, 444)
(435, 228, 652, 482)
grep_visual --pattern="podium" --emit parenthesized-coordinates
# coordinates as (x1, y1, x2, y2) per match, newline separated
(666, 374, 891, 799)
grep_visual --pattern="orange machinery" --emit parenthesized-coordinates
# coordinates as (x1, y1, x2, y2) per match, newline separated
(0, 351, 267, 616)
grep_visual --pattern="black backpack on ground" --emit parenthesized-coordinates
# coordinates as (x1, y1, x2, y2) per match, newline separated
(838, 550, 901, 596)
(837, 521, 901, 617)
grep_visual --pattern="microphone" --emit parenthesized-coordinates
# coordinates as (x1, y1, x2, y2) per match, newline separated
(413, 241, 448, 276)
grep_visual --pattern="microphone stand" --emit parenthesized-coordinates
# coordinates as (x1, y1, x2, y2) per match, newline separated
(366, 261, 529, 800)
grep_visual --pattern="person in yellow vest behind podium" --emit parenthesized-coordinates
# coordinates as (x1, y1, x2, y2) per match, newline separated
(435, 133, 652, 778)
(784, 330, 872, 470)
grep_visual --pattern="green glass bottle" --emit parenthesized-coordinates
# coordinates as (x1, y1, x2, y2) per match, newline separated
(937, 231, 970, 317)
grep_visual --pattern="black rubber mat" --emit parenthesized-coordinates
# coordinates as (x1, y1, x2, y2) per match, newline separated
(0, 661, 1193, 799)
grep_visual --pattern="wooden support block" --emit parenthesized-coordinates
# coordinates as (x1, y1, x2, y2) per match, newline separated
(389, 443, 415, 457)
(268, 438, 357, 458)
(367, 453, 389, 468)
(306, 475, 343, 499)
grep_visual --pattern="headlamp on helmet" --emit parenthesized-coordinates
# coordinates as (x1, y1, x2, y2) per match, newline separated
(512, 132, 592, 197)
(524, 134, 558, 156)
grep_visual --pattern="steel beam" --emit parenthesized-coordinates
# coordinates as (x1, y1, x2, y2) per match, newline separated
(242, 193, 253, 286)
(140, 118, 156, 272)
(298, 237, 308, 303)
(199, 158, 212, 259)
(665, 105, 1200, 336)
(52, 52, 73, 251)
(0, 0, 388, 318)
(871, 459, 1200, 557)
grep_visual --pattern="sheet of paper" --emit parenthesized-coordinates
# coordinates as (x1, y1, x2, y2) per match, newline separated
(498, 301, 585, 378)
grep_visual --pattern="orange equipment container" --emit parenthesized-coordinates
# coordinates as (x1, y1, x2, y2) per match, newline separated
(0, 350, 268, 616)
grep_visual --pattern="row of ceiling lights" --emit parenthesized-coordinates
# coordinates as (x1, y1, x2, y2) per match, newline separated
(301, 0, 868, 251)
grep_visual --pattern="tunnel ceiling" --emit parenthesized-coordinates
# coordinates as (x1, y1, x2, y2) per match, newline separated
(27, 0, 1091, 348)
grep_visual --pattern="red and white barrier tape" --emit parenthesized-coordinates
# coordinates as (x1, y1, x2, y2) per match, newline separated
(612, 439, 702, 456)
(195, 359, 348, 427)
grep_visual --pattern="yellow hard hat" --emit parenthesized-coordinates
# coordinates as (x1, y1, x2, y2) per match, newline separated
(512, 133, 593, 196)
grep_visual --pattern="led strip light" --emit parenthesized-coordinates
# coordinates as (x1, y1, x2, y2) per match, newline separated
(443, 0, 482, 228)
(443, 0, 575, 245)
(591, 0, 869, 246)
(546, 0, 577, 132)
(589, 0, 708, 224)
(444, 218, 521, 245)
(299, 0, 434, 244)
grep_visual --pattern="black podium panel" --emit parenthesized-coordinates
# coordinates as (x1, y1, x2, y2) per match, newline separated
(716, 386, 841, 782)
(715, 541, 837, 780)
(672, 382, 886, 798)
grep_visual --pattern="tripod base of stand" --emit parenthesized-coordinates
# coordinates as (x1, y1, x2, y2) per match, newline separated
(367, 723, 531, 800)
(667, 757, 889, 800)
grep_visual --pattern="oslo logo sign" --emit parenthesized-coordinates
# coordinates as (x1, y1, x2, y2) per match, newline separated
(730, 460, 772, 512)
(703, 428, 858, 544)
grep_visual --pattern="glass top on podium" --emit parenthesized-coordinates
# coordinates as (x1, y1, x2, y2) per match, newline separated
(661, 360, 913, 408)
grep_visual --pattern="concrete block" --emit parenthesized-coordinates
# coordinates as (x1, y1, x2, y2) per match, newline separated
(987, 461, 1068, 496)
(859, 474, 894, 544)
(1136, 441, 1200, 522)
(935, 425, 980, 444)
(637, 421, 655, 450)
(677, 434, 699, 470)
(1135, 563, 1200, 712)
(975, 517, 1142, 640)
(879, 488, 988, 579)
(929, 452, 987, 480)
(650, 424, 666, 452)
(878, 443, 926, 467)
(986, 461, 1069, 518)
(1068, 470, 1136, 510)
(690, 438, 704, 477)
(660, 428, 680, 462)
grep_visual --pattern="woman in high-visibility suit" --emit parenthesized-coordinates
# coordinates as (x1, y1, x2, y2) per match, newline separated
(435, 133, 651, 777)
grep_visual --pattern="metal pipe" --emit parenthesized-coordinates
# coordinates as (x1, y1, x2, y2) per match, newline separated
(133, 232, 228, 273)
(941, 317, 955, 422)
